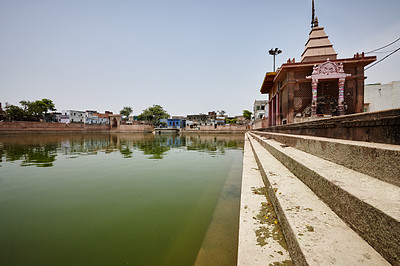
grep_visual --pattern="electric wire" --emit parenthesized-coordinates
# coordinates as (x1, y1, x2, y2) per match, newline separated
(365, 47, 400, 70)
(372, 49, 398, 54)
(365, 37, 400, 54)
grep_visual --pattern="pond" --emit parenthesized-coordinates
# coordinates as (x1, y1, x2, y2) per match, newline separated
(0, 133, 244, 265)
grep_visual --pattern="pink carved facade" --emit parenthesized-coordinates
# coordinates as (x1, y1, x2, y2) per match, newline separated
(306, 59, 351, 116)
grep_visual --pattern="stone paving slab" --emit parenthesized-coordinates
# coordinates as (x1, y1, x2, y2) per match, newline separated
(237, 134, 292, 266)
(248, 133, 390, 266)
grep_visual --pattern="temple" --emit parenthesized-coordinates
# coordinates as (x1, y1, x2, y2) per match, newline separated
(260, 1, 376, 126)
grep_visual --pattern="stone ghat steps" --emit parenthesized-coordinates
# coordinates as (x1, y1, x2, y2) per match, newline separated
(251, 131, 400, 187)
(246, 132, 400, 265)
(237, 135, 292, 265)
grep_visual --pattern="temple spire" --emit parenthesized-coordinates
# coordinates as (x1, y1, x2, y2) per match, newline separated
(302, 1, 337, 62)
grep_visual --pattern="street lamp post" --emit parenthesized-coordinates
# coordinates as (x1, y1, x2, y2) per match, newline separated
(269, 48, 282, 72)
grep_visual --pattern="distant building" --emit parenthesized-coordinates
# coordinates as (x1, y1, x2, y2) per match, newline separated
(59, 110, 111, 124)
(62, 110, 85, 123)
(364, 81, 400, 112)
(235, 115, 247, 125)
(89, 111, 111, 125)
(253, 100, 268, 120)
(168, 118, 186, 128)
(187, 114, 208, 125)
(208, 111, 217, 120)
(50, 112, 62, 122)
(84, 110, 99, 124)
(215, 117, 225, 125)
(160, 118, 186, 128)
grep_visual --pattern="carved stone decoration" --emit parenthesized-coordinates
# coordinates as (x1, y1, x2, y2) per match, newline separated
(338, 78, 346, 115)
(311, 79, 318, 117)
(308, 59, 350, 80)
(306, 59, 351, 117)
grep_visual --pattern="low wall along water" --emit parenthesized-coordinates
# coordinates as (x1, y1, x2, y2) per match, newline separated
(0, 121, 249, 134)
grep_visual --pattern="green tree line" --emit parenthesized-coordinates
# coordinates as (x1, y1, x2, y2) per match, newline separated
(4, 99, 56, 121)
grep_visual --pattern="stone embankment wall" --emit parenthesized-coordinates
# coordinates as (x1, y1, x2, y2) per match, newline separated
(111, 124, 154, 133)
(257, 108, 400, 144)
(0, 121, 154, 134)
(185, 124, 249, 133)
(251, 119, 268, 130)
(0, 121, 109, 133)
(0, 121, 250, 134)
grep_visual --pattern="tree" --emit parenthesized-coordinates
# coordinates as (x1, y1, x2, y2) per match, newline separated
(120, 106, 133, 117)
(138, 105, 169, 124)
(243, 110, 252, 120)
(20, 99, 56, 119)
(5, 105, 25, 120)
(225, 118, 237, 124)
(217, 110, 226, 117)
(5, 99, 56, 121)
(40, 99, 56, 115)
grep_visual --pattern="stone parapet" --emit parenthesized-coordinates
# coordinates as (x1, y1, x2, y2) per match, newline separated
(258, 108, 400, 144)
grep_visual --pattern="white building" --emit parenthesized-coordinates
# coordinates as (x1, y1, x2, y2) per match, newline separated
(55, 113, 70, 123)
(364, 81, 400, 112)
(62, 110, 85, 123)
(253, 100, 268, 120)
(85, 115, 109, 125)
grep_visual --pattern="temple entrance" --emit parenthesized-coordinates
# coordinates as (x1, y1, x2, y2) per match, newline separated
(112, 118, 118, 128)
(306, 59, 351, 117)
(316, 80, 339, 116)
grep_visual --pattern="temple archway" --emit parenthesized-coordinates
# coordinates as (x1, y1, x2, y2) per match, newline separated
(306, 59, 351, 117)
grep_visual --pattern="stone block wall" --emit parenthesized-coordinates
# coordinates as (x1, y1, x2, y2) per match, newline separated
(251, 119, 268, 130)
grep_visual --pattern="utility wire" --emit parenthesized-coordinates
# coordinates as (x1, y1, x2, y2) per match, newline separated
(372, 49, 397, 54)
(365, 47, 400, 70)
(365, 37, 400, 54)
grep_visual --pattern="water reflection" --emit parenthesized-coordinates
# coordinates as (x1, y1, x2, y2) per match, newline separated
(0, 133, 244, 167)
(2, 144, 57, 167)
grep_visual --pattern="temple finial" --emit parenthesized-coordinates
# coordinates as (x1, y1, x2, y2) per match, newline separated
(311, 0, 317, 28)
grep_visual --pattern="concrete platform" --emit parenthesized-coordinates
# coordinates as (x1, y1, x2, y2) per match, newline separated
(247, 133, 390, 265)
(249, 132, 399, 265)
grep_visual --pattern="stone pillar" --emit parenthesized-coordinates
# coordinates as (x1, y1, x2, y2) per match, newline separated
(311, 79, 318, 117)
(356, 66, 365, 113)
(338, 78, 345, 115)
(276, 93, 280, 125)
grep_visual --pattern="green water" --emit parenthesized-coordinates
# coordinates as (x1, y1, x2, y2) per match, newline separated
(0, 133, 244, 265)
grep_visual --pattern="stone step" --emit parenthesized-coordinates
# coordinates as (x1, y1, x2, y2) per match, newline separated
(246, 133, 391, 265)
(249, 132, 400, 265)
(252, 131, 400, 187)
(237, 135, 291, 265)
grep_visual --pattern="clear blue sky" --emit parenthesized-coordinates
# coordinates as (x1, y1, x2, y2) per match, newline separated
(1, 0, 399, 116)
